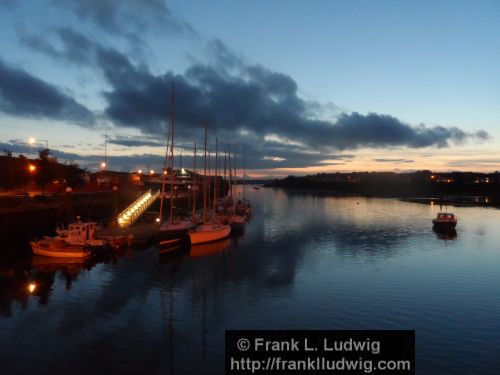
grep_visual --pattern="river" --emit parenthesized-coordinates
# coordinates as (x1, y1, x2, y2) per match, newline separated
(1, 187, 499, 374)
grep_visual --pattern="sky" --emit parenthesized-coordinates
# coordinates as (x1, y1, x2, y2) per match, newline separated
(0, 0, 499, 177)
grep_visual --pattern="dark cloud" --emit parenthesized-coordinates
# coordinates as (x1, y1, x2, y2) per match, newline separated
(0, 57, 95, 125)
(95, 46, 488, 153)
(19, 27, 97, 66)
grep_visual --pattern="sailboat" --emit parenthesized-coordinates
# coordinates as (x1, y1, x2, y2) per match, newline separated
(188, 122, 231, 245)
(158, 83, 196, 253)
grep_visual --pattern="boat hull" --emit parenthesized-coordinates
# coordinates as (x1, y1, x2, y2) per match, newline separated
(30, 242, 91, 258)
(188, 224, 231, 245)
(158, 221, 197, 251)
(432, 220, 457, 231)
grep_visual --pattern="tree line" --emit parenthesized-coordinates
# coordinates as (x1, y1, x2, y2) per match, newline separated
(0, 149, 85, 191)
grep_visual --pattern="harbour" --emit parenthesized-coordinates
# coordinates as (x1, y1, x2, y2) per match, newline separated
(2, 188, 500, 374)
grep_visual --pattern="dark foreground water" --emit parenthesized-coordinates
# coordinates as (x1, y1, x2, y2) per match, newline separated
(1, 188, 500, 374)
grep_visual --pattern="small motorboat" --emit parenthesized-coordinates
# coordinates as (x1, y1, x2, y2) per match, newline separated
(432, 212, 458, 231)
(252, 186, 260, 190)
(30, 238, 91, 258)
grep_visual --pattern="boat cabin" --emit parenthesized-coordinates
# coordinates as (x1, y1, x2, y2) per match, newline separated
(59, 221, 98, 245)
(435, 213, 457, 222)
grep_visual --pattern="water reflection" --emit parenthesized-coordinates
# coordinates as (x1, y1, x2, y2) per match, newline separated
(190, 238, 231, 258)
(1, 188, 500, 374)
(433, 228, 458, 241)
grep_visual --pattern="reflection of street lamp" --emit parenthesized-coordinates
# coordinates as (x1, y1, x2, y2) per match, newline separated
(28, 282, 36, 293)
(28, 137, 48, 148)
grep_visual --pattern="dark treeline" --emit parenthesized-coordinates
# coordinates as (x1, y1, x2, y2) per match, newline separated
(266, 170, 500, 197)
(0, 149, 84, 191)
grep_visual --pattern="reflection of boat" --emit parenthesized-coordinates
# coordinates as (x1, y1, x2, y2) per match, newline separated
(252, 186, 260, 190)
(432, 212, 458, 231)
(31, 255, 86, 272)
(433, 228, 457, 241)
(190, 238, 231, 258)
(30, 238, 91, 258)
(188, 223, 231, 245)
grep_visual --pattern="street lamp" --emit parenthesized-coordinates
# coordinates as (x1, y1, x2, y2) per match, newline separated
(29, 164, 36, 173)
(100, 161, 107, 169)
(28, 137, 48, 148)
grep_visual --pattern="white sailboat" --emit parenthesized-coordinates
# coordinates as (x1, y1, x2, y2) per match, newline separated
(188, 122, 231, 245)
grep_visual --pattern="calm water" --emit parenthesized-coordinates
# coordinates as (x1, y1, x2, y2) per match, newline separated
(1, 188, 500, 374)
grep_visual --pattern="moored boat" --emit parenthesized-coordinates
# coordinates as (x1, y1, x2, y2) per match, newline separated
(188, 223, 231, 245)
(56, 218, 105, 247)
(432, 212, 458, 231)
(158, 219, 197, 251)
(30, 238, 91, 258)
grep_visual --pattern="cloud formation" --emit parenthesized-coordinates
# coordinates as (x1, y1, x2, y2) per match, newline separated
(4, 2, 492, 172)
(0, 58, 94, 126)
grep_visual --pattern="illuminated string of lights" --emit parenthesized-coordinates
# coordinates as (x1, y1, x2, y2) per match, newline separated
(117, 189, 160, 227)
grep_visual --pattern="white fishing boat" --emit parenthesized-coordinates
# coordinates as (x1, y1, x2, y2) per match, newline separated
(30, 238, 91, 258)
(55, 217, 105, 247)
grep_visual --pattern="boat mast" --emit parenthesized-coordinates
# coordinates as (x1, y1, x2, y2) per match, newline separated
(214, 138, 218, 211)
(169, 82, 176, 224)
(208, 151, 211, 212)
(223, 147, 227, 185)
(203, 121, 207, 224)
(192, 143, 197, 219)
(242, 144, 246, 201)
(228, 144, 232, 204)
(233, 150, 237, 218)
(159, 83, 174, 223)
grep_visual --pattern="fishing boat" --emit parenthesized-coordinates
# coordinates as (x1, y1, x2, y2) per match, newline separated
(432, 212, 458, 231)
(55, 217, 105, 247)
(30, 238, 91, 258)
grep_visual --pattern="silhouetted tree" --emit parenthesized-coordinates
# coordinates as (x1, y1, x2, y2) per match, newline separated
(35, 148, 56, 191)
